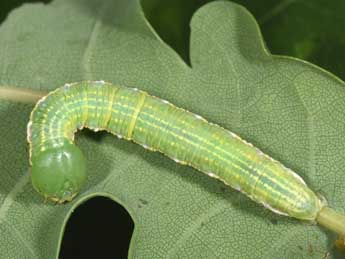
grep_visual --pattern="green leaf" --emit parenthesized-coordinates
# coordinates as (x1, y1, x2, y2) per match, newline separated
(0, 0, 344, 258)
(142, 0, 345, 81)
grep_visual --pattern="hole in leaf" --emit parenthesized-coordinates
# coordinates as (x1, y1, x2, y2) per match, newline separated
(60, 197, 134, 259)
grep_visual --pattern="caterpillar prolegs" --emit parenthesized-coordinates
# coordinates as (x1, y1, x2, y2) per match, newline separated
(27, 81, 345, 235)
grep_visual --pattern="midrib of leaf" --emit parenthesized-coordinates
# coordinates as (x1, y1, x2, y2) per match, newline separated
(81, 2, 109, 80)
(192, 23, 242, 126)
(0, 173, 34, 257)
(166, 201, 228, 258)
(0, 173, 29, 223)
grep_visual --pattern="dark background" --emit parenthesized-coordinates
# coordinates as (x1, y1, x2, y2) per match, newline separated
(1, 0, 345, 258)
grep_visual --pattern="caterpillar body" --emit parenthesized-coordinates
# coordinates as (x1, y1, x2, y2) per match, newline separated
(27, 81, 324, 221)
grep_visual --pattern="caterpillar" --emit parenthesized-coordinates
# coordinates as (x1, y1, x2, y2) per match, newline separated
(27, 81, 345, 235)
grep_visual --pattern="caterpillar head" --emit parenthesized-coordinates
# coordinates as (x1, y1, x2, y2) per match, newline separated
(31, 143, 86, 203)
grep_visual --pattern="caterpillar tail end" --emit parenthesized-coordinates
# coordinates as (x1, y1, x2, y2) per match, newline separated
(316, 206, 345, 237)
(31, 143, 86, 203)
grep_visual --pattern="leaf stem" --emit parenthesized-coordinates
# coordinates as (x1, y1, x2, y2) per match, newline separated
(316, 207, 345, 236)
(0, 86, 46, 103)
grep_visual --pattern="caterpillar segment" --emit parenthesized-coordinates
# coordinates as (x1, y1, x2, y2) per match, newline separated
(28, 81, 325, 221)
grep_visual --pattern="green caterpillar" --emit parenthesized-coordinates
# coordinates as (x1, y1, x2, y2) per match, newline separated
(27, 81, 345, 235)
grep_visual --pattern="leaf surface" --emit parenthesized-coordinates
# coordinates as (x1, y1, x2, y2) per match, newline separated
(0, 0, 344, 258)
(143, 0, 345, 80)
